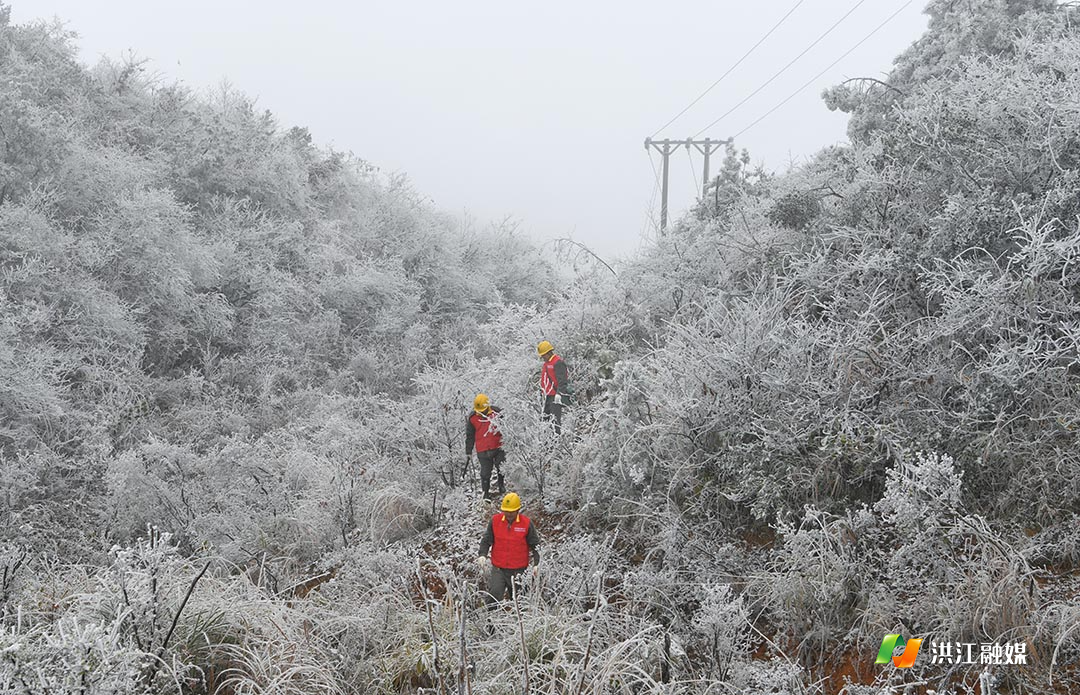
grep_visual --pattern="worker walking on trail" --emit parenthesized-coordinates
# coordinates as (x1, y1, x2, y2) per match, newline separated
(537, 340, 572, 434)
(476, 492, 540, 608)
(466, 394, 506, 501)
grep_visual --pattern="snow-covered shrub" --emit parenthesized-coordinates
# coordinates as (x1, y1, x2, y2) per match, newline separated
(538, 536, 623, 612)
(869, 452, 1038, 653)
(724, 657, 805, 695)
(875, 451, 963, 534)
(763, 508, 874, 658)
(368, 487, 432, 546)
(0, 529, 223, 693)
(0, 614, 145, 694)
(689, 583, 750, 679)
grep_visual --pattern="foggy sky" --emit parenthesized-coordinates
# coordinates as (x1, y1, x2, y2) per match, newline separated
(14, 1, 929, 259)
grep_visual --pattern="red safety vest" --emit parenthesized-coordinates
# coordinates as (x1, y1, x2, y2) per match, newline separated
(540, 354, 563, 396)
(469, 410, 502, 453)
(490, 513, 531, 570)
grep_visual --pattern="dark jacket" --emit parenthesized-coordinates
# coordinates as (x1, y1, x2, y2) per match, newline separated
(466, 406, 502, 456)
(541, 355, 573, 399)
(479, 512, 540, 565)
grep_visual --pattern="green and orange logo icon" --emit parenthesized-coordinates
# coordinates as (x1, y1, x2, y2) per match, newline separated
(876, 634, 923, 668)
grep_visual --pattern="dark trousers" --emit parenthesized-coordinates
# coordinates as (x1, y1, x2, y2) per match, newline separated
(485, 565, 526, 608)
(543, 395, 564, 434)
(477, 448, 505, 497)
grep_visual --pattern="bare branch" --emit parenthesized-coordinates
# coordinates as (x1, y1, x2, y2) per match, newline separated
(840, 77, 907, 96)
(553, 238, 617, 277)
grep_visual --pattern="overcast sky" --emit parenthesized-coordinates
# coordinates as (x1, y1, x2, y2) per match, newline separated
(15, 1, 930, 260)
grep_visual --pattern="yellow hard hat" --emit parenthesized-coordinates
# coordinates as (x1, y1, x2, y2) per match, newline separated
(537, 340, 554, 356)
(473, 393, 490, 413)
(500, 492, 522, 512)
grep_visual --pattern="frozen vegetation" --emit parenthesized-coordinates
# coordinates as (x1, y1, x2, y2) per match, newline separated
(1, 1, 1079, 692)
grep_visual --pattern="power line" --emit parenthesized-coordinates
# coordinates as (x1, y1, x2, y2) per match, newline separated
(644, 155, 660, 235)
(647, 148, 664, 194)
(732, 1, 915, 140)
(643, 150, 663, 235)
(650, 0, 805, 138)
(691, 0, 870, 138)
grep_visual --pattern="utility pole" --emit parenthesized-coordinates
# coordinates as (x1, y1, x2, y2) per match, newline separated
(645, 137, 731, 233)
(689, 138, 729, 199)
(644, 138, 677, 233)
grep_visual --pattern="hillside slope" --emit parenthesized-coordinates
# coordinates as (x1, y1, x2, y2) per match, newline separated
(2, 1, 1080, 693)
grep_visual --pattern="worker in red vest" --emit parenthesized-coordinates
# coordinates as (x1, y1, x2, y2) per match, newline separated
(476, 492, 540, 607)
(537, 340, 572, 433)
(466, 393, 505, 501)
